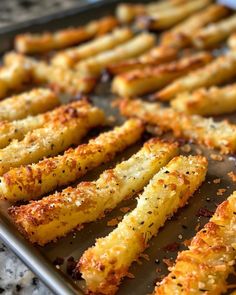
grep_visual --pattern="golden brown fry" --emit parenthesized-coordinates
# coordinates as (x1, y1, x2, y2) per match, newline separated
(154, 191, 236, 295)
(76, 33, 156, 76)
(4, 52, 97, 94)
(0, 119, 144, 202)
(171, 84, 236, 116)
(112, 52, 212, 97)
(0, 101, 105, 175)
(116, 0, 186, 23)
(15, 16, 118, 54)
(8, 139, 178, 245)
(161, 4, 230, 48)
(52, 28, 133, 68)
(137, 0, 212, 30)
(78, 155, 207, 295)
(107, 46, 178, 75)
(0, 62, 32, 99)
(228, 32, 236, 50)
(0, 88, 59, 122)
(155, 52, 236, 101)
(0, 100, 93, 149)
(120, 98, 236, 154)
(193, 14, 236, 48)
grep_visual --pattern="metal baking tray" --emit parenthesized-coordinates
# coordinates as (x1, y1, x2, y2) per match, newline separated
(0, 1, 236, 294)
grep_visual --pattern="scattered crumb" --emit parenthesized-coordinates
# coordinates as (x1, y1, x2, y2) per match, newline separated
(217, 188, 226, 196)
(107, 216, 122, 226)
(120, 206, 131, 213)
(126, 272, 135, 279)
(183, 238, 191, 247)
(228, 171, 236, 182)
(163, 242, 179, 252)
(140, 253, 150, 261)
(210, 154, 223, 161)
(195, 148, 203, 155)
(155, 267, 161, 273)
(195, 223, 201, 231)
(53, 256, 64, 266)
(180, 144, 191, 153)
(213, 178, 221, 184)
(196, 208, 214, 218)
(163, 258, 174, 268)
(107, 115, 116, 124)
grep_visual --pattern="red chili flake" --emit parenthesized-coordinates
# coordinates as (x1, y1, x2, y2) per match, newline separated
(163, 242, 180, 252)
(196, 208, 214, 218)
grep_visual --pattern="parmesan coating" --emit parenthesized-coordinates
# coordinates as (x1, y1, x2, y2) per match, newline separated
(9, 139, 178, 245)
(79, 155, 207, 295)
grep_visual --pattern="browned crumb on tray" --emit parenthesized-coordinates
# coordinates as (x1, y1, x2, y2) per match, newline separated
(163, 258, 174, 268)
(217, 188, 227, 196)
(119, 206, 131, 213)
(210, 153, 223, 161)
(213, 178, 221, 184)
(228, 171, 236, 182)
(107, 216, 123, 226)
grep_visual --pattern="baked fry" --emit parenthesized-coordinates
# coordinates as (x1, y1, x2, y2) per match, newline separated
(193, 14, 236, 48)
(155, 52, 236, 101)
(4, 52, 97, 94)
(52, 28, 133, 68)
(112, 52, 212, 97)
(228, 32, 236, 50)
(120, 99, 236, 154)
(76, 33, 156, 76)
(0, 100, 94, 149)
(0, 119, 144, 202)
(0, 101, 105, 175)
(0, 88, 59, 122)
(15, 16, 118, 54)
(8, 139, 178, 245)
(0, 62, 32, 99)
(154, 191, 236, 295)
(116, 0, 186, 23)
(171, 84, 236, 116)
(137, 0, 212, 30)
(161, 4, 229, 48)
(107, 46, 178, 75)
(78, 155, 207, 295)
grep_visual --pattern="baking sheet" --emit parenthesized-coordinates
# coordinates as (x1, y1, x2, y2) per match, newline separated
(0, 1, 236, 294)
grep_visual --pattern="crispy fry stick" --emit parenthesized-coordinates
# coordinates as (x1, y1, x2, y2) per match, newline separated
(171, 84, 236, 115)
(8, 139, 178, 245)
(78, 155, 207, 295)
(76, 33, 156, 76)
(0, 62, 32, 99)
(15, 16, 118, 54)
(0, 100, 94, 149)
(161, 4, 229, 48)
(107, 46, 178, 75)
(137, 0, 212, 30)
(154, 191, 236, 295)
(228, 32, 236, 49)
(51, 28, 133, 68)
(0, 88, 59, 122)
(120, 98, 236, 154)
(155, 52, 236, 101)
(0, 101, 105, 175)
(0, 119, 144, 202)
(116, 0, 186, 23)
(4, 52, 97, 94)
(112, 52, 212, 97)
(193, 14, 236, 49)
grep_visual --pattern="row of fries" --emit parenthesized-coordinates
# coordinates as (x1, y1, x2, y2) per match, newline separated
(0, 0, 236, 294)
